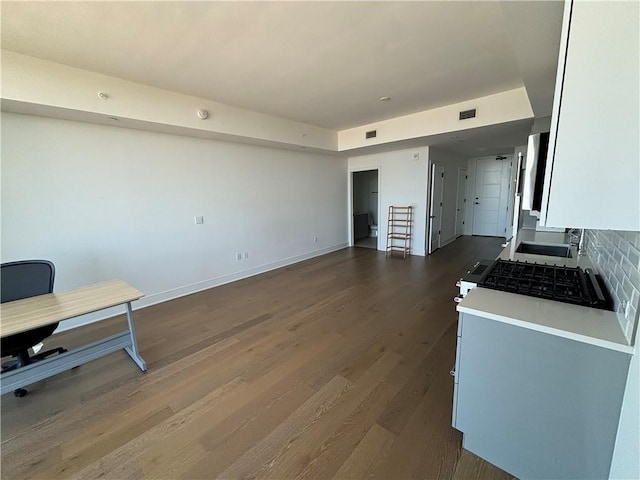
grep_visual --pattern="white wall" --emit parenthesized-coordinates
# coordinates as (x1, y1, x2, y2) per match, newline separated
(348, 147, 429, 255)
(531, 116, 552, 134)
(428, 148, 469, 247)
(1, 113, 348, 330)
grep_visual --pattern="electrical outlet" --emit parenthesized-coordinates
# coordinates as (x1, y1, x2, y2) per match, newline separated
(194, 215, 204, 224)
(243, 252, 249, 259)
(236, 253, 242, 261)
(314, 236, 318, 242)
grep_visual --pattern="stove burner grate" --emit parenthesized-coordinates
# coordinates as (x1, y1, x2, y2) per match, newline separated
(478, 260, 610, 309)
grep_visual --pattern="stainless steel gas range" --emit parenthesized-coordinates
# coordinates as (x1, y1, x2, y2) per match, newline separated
(456, 259, 612, 311)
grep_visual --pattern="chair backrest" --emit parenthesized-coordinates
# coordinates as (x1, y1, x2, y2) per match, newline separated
(1, 260, 55, 303)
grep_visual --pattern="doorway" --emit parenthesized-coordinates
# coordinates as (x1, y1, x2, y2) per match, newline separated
(351, 169, 379, 249)
(471, 156, 512, 237)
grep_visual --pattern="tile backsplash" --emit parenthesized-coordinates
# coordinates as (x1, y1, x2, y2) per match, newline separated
(584, 229, 640, 344)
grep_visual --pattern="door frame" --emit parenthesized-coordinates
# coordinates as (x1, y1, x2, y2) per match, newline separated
(348, 167, 381, 250)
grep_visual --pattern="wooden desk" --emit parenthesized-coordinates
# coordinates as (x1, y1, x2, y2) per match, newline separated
(1, 280, 146, 395)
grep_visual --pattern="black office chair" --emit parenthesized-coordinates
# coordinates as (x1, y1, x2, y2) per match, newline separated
(1, 260, 67, 397)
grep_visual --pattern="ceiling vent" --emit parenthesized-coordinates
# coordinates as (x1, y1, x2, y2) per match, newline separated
(459, 108, 477, 120)
(366, 130, 377, 139)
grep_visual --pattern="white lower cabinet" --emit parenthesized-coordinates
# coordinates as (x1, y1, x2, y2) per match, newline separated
(453, 313, 631, 479)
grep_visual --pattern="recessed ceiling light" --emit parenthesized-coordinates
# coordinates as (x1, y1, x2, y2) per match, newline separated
(379, 96, 391, 102)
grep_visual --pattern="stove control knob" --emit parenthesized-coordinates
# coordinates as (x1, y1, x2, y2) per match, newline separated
(454, 296, 463, 303)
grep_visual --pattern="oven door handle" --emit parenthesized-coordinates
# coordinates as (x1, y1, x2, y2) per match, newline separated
(585, 269, 606, 304)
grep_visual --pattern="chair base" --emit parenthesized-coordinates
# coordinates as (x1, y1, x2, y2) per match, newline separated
(1, 347, 67, 397)
(32, 347, 68, 361)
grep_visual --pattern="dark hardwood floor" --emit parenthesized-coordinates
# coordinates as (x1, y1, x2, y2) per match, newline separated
(1, 236, 515, 479)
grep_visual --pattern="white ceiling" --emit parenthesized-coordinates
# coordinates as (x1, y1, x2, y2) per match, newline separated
(1, 1, 563, 131)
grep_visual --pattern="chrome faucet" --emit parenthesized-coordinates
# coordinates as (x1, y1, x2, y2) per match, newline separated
(568, 228, 586, 256)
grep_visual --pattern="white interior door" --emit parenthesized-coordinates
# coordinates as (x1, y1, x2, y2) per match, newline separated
(472, 158, 503, 236)
(429, 164, 445, 253)
(455, 167, 467, 237)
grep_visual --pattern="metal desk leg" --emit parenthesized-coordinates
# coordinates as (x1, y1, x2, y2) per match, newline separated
(123, 301, 147, 371)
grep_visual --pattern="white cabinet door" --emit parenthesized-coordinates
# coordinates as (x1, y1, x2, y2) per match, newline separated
(455, 313, 630, 479)
(541, 0, 639, 230)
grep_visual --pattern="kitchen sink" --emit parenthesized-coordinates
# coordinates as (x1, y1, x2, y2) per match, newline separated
(516, 241, 572, 258)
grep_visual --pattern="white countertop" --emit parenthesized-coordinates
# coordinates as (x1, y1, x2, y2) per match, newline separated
(458, 229, 633, 354)
(458, 288, 632, 353)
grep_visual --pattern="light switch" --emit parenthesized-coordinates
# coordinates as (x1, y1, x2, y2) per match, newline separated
(194, 216, 204, 225)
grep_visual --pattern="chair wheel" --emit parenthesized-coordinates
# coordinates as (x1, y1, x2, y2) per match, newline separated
(14, 388, 28, 397)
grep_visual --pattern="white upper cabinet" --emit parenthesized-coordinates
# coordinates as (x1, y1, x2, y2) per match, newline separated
(540, 0, 639, 231)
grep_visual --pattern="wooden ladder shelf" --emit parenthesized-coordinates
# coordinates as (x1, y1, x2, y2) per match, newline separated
(386, 206, 413, 258)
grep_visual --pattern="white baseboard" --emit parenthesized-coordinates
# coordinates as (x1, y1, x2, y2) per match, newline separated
(375, 246, 425, 256)
(55, 243, 348, 333)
